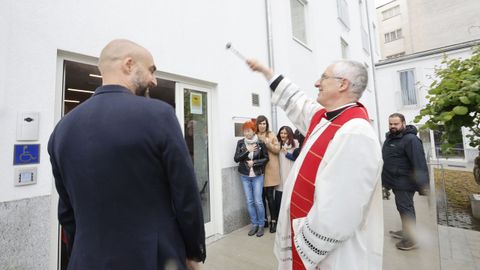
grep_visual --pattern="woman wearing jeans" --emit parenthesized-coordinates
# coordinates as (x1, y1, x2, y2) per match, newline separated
(234, 120, 269, 237)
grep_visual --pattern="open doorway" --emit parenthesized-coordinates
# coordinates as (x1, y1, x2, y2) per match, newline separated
(62, 60, 175, 112)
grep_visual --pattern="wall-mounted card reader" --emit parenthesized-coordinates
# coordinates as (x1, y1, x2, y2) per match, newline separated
(16, 112, 40, 141)
(14, 167, 37, 186)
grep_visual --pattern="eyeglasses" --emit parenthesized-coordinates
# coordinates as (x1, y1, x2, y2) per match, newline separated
(320, 73, 344, 81)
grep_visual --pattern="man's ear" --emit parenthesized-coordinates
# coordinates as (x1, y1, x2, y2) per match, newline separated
(338, 78, 350, 92)
(121, 57, 134, 74)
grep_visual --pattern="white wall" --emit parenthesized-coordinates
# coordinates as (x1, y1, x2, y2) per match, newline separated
(0, 0, 381, 204)
(0, 0, 270, 203)
(270, 0, 381, 136)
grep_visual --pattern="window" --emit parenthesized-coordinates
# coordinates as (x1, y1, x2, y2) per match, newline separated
(337, 0, 350, 28)
(433, 127, 465, 159)
(382, 5, 400, 20)
(399, 69, 417, 106)
(364, 62, 371, 92)
(358, 0, 369, 54)
(361, 29, 370, 54)
(290, 0, 308, 44)
(372, 23, 379, 55)
(384, 33, 390, 43)
(358, 0, 366, 27)
(384, 28, 402, 43)
(251, 93, 259, 106)
(340, 38, 349, 59)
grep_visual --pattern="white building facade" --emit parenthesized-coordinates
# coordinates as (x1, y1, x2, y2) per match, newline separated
(0, 0, 380, 268)
(375, 41, 480, 165)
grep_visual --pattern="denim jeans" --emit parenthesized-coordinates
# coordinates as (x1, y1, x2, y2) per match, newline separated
(240, 174, 265, 227)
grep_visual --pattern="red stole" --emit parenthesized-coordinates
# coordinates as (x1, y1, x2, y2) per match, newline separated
(290, 104, 369, 269)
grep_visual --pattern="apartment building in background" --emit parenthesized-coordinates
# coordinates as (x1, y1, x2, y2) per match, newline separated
(376, 0, 480, 60)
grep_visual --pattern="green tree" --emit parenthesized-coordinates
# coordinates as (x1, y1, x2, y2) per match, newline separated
(414, 47, 480, 184)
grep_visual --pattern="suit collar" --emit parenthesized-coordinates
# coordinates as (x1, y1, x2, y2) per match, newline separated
(93, 85, 133, 96)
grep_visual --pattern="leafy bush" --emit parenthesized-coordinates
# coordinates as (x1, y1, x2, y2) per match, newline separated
(415, 47, 480, 153)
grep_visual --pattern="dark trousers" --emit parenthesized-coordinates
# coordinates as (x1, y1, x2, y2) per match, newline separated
(263, 186, 277, 221)
(393, 189, 416, 241)
(274, 190, 282, 221)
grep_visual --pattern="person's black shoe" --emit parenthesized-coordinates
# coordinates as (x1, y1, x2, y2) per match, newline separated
(389, 230, 403, 239)
(270, 221, 277, 233)
(264, 220, 269, 228)
(256, 227, 264, 237)
(395, 239, 417, 250)
(248, 225, 258, 236)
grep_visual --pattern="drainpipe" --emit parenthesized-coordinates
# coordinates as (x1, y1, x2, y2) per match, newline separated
(364, 0, 382, 141)
(265, 0, 278, 132)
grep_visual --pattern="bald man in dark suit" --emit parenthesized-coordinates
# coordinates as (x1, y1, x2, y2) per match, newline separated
(48, 39, 205, 270)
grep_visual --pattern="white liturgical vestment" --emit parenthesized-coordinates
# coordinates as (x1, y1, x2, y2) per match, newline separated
(271, 76, 384, 270)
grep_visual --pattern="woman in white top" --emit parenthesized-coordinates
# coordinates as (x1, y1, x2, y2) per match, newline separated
(273, 126, 298, 232)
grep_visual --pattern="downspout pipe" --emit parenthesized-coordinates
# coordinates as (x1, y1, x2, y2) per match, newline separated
(265, 0, 278, 132)
(364, 0, 383, 141)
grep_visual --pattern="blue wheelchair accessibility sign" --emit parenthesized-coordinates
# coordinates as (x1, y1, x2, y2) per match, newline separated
(14, 144, 40, 165)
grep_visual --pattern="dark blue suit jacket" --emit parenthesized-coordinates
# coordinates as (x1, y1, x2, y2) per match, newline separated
(48, 85, 206, 270)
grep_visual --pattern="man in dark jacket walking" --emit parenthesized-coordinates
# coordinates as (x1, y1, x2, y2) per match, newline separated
(382, 113, 430, 251)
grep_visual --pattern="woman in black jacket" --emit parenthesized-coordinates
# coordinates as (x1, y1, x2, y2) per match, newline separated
(234, 120, 269, 237)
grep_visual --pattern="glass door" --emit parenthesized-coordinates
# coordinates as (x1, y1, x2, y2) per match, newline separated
(176, 83, 214, 236)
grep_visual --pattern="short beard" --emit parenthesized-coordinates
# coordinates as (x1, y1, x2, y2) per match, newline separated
(132, 72, 148, 96)
(389, 128, 402, 135)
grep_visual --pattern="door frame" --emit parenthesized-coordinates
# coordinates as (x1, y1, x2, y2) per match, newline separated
(50, 50, 100, 270)
(175, 82, 216, 237)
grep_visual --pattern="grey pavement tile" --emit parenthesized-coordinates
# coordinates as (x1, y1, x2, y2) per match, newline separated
(441, 258, 476, 270)
(471, 248, 480, 260)
(204, 226, 277, 270)
(439, 239, 452, 260)
(451, 247, 475, 262)
(447, 232, 468, 244)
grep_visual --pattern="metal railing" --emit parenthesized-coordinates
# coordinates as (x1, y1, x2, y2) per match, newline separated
(429, 162, 448, 226)
(434, 146, 465, 159)
(427, 150, 449, 226)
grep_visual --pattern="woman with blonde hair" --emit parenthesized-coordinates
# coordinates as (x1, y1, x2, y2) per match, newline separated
(234, 120, 269, 237)
(256, 115, 281, 233)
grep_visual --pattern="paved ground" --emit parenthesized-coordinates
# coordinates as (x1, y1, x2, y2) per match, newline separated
(204, 194, 480, 270)
(204, 227, 277, 270)
(439, 226, 480, 269)
(382, 194, 440, 270)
